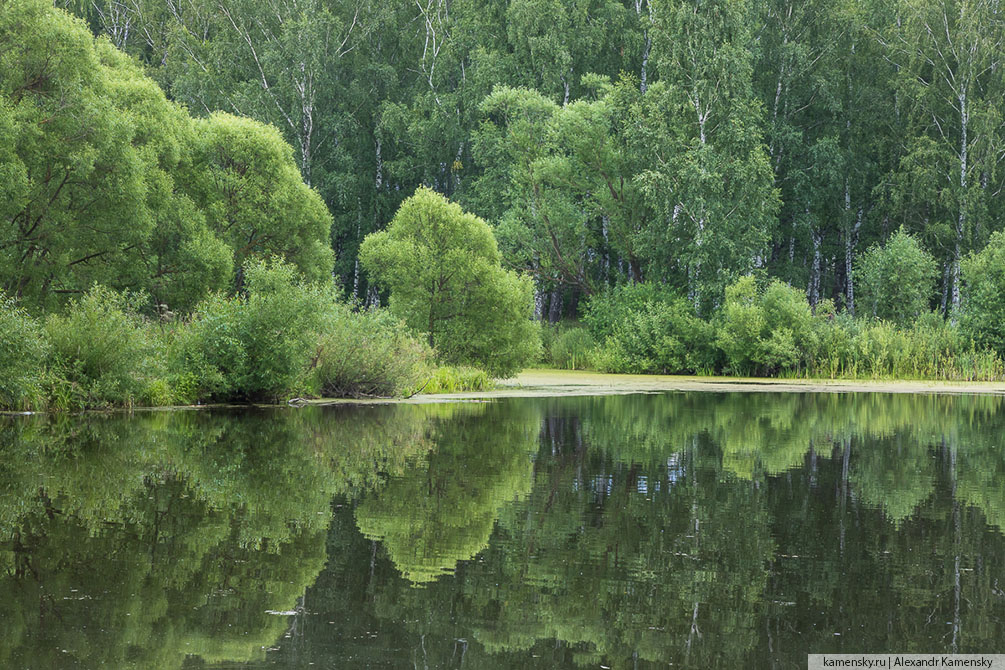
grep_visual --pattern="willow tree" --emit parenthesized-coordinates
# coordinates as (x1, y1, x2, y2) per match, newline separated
(0, 0, 228, 310)
(1, 0, 334, 311)
(359, 187, 539, 377)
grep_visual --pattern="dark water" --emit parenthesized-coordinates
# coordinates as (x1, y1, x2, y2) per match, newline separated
(2, 392, 1005, 669)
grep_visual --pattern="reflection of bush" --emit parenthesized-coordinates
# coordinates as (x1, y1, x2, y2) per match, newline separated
(343, 394, 1005, 668)
(0, 404, 438, 668)
(0, 475, 327, 669)
(573, 389, 1005, 530)
(355, 403, 539, 583)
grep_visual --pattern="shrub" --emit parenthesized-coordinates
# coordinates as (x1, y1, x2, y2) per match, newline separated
(44, 286, 151, 409)
(311, 304, 432, 398)
(600, 298, 716, 374)
(716, 277, 816, 375)
(760, 279, 819, 369)
(550, 328, 596, 370)
(581, 282, 680, 342)
(173, 260, 327, 402)
(962, 230, 1005, 354)
(856, 227, 937, 324)
(716, 276, 767, 374)
(0, 294, 48, 411)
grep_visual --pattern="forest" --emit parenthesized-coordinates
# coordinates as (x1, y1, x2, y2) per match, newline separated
(5, 0, 1005, 409)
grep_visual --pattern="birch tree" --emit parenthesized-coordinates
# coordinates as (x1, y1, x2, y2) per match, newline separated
(883, 0, 1005, 316)
(631, 0, 778, 311)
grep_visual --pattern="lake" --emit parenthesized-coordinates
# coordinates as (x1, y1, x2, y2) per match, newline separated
(2, 392, 1004, 668)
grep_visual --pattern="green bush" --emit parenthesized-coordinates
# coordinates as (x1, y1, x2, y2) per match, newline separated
(0, 293, 48, 411)
(760, 279, 819, 371)
(599, 298, 716, 374)
(550, 328, 596, 370)
(716, 277, 817, 375)
(172, 260, 327, 402)
(581, 282, 681, 342)
(856, 227, 937, 325)
(311, 304, 432, 398)
(715, 276, 765, 374)
(962, 230, 1005, 354)
(44, 286, 152, 409)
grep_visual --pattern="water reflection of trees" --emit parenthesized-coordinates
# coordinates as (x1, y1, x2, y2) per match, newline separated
(4, 393, 1005, 668)
(0, 405, 433, 669)
(286, 393, 1005, 669)
(355, 402, 541, 583)
(575, 392, 1005, 529)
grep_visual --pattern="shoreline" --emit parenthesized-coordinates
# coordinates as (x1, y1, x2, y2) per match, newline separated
(397, 368, 1005, 403)
(5, 369, 1005, 416)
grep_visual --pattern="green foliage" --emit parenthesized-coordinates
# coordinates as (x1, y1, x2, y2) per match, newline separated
(1, 269, 438, 409)
(0, 0, 331, 313)
(472, 84, 648, 295)
(632, 0, 779, 311)
(44, 286, 152, 409)
(576, 276, 1001, 381)
(716, 278, 817, 375)
(550, 328, 595, 370)
(0, 294, 48, 411)
(360, 187, 540, 377)
(311, 304, 432, 398)
(808, 311, 1003, 381)
(186, 113, 335, 284)
(581, 282, 680, 342)
(9, 0, 1005, 393)
(421, 366, 496, 394)
(173, 260, 328, 402)
(597, 298, 716, 375)
(962, 230, 1005, 354)
(857, 227, 937, 324)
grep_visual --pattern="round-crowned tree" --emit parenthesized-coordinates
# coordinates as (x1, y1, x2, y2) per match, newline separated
(856, 227, 937, 324)
(359, 187, 540, 378)
(962, 231, 1005, 354)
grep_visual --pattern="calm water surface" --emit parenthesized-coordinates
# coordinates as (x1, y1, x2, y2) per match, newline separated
(2, 392, 1004, 669)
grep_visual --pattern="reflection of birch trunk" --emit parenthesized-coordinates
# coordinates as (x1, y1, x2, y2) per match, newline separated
(685, 436, 701, 659)
(839, 438, 850, 555)
(950, 442, 961, 653)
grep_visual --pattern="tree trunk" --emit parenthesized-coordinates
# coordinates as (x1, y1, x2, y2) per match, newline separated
(548, 289, 562, 323)
(808, 226, 822, 308)
(952, 86, 968, 319)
